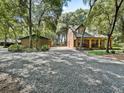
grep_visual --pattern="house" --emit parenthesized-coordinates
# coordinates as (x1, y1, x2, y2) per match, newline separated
(19, 35, 52, 48)
(0, 39, 21, 47)
(67, 25, 112, 49)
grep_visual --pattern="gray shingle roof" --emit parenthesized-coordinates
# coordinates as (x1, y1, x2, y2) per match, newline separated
(19, 34, 50, 40)
(75, 32, 107, 38)
(69, 25, 107, 38)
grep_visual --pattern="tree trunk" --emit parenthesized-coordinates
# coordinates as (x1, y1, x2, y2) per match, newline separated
(106, 0, 124, 53)
(35, 9, 45, 50)
(6, 22, 18, 46)
(4, 32, 7, 48)
(106, 34, 111, 53)
(29, 0, 32, 48)
(80, 27, 86, 48)
(79, 0, 98, 49)
(36, 29, 39, 50)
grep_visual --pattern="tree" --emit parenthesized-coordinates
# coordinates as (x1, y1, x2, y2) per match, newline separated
(79, 0, 98, 48)
(0, 0, 24, 47)
(106, 0, 124, 53)
(20, 0, 71, 48)
(29, 0, 32, 48)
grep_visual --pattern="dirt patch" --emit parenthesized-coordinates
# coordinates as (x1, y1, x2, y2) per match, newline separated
(101, 54, 124, 61)
(0, 73, 32, 93)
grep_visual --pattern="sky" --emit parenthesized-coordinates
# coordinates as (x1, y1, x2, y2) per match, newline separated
(63, 0, 90, 13)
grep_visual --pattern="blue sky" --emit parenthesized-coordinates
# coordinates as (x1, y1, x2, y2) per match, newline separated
(63, 0, 90, 13)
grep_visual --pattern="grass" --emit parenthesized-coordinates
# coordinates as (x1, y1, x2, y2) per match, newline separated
(87, 50, 108, 56)
(86, 49, 124, 56)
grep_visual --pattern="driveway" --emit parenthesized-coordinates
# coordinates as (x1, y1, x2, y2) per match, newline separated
(0, 47, 124, 93)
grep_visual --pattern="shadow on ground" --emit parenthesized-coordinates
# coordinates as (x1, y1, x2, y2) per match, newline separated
(0, 48, 124, 93)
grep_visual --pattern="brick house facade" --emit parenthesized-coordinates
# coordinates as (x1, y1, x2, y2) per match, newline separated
(67, 25, 112, 49)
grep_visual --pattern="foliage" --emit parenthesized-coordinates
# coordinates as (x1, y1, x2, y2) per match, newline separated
(23, 48, 37, 52)
(39, 45, 49, 51)
(57, 8, 88, 33)
(8, 44, 24, 52)
(32, 0, 71, 37)
(8, 44, 50, 52)
(112, 43, 124, 50)
(0, 0, 124, 51)
(111, 50, 116, 54)
(0, 0, 71, 48)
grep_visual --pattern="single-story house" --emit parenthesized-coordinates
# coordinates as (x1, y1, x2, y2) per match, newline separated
(19, 35, 52, 48)
(0, 39, 21, 47)
(67, 25, 112, 49)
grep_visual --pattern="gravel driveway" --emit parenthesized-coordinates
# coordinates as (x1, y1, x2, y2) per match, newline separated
(0, 47, 124, 93)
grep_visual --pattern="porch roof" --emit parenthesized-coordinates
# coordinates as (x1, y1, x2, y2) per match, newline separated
(19, 34, 50, 40)
(75, 32, 107, 38)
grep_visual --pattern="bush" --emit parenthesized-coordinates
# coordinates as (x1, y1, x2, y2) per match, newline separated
(113, 43, 121, 47)
(8, 44, 50, 52)
(111, 50, 116, 54)
(38, 45, 49, 51)
(23, 48, 37, 52)
(112, 47, 121, 50)
(8, 44, 24, 52)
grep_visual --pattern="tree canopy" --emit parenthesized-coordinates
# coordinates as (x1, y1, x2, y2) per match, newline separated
(0, 0, 124, 51)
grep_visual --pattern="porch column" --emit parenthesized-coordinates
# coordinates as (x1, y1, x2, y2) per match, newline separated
(98, 39, 101, 48)
(103, 40, 105, 49)
(75, 39, 78, 47)
(89, 39, 92, 48)
(104, 39, 107, 49)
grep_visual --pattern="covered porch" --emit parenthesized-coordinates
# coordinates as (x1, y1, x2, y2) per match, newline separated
(74, 37, 112, 49)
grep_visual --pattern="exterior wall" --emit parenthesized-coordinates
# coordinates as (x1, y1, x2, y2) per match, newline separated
(37, 39, 51, 47)
(67, 29, 75, 48)
(21, 39, 29, 47)
(21, 38, 51, 48)
(66, 27, 110, 49)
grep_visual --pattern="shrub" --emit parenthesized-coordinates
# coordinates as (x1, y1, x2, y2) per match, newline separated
(24, 48, 37, 52)
(39, 45, 49, 51)
(111, 50, 116, 54)
(8, 44, 24, 52)
(113, 43, 121, 47)
(112, 47, 121, 50)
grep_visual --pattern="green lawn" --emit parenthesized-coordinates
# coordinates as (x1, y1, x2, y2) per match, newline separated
(86, 50, 124, 56)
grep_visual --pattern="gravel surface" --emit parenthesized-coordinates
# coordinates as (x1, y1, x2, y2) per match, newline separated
(0, 47, 124, 93)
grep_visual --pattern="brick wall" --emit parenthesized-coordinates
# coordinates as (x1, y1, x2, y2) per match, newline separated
(67, 29, 74, 48)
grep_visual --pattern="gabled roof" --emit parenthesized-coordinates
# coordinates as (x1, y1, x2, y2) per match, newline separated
(0, 39, 21, 43)
(75, 32, 92, 37)
(69, 25, 107, 38)
(19, 34, 50, 40)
